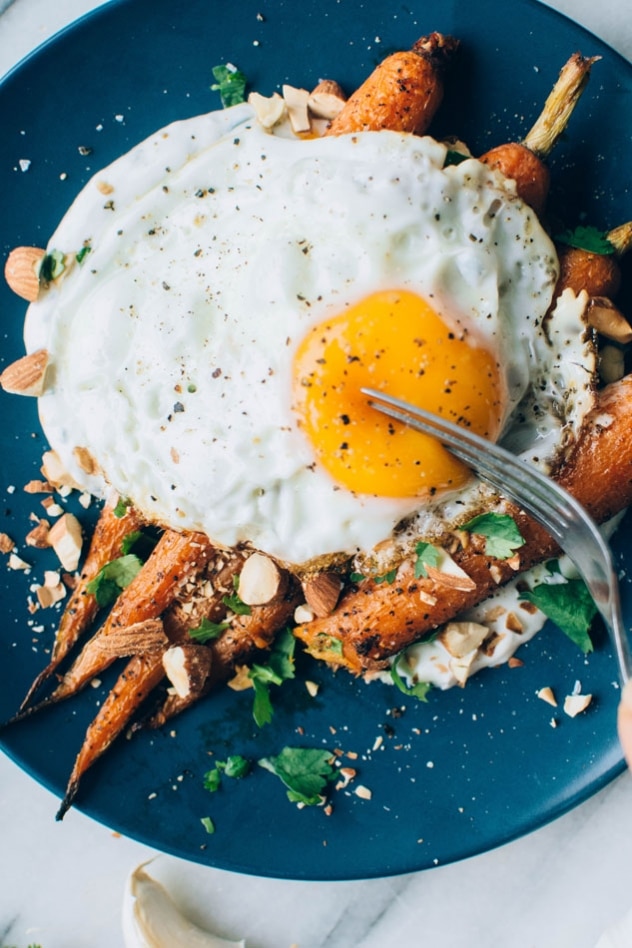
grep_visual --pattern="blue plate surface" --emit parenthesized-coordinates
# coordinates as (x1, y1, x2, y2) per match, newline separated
(1, 0, 631, 881)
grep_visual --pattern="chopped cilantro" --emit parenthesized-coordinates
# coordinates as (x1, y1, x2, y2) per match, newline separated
(203, 767, 223, 793)
(189, 616, 230, 643)
(520, 578, 596, 654)
(86, 553, 143, 607)
(113, 497, 131, 518)
(258, 746, 336, 805)
(461, 512, 525, 560)
(248, 627, 295, 727)
(222, 591, 251, 615)
(200, 816, 216, 834)
(223, 754, 251, 779)
(391, 656, 432, 701)
(203, 754, 250, 792)
(39, 248, 66, 282)
(316, 633, 343, 657)
(211, 63, 247, 107)
(76, 244, 92, 263)
(414, 541, 442, 578)
(555, 225, 616, 255)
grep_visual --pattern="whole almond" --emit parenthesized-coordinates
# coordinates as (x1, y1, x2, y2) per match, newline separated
(310, 79, 347, 100)
(0, 349, 49, 396)
(4, 246, 45, 301)
(238, 551, 288, 605)
(303, 571, 342, 617)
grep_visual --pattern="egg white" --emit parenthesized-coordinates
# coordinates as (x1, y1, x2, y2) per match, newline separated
(25, 103, 590, 565)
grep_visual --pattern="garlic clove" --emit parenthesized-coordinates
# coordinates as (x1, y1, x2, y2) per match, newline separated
(122, 861, 246, 948)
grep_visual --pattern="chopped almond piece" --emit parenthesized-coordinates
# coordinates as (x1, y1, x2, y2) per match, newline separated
(0, 533, 14, 554)
(24, 479, 53, 494)
(439, 621, 489, 659)
(41, 450, 82, 490)
(563, 692, 592, 717)
(537, 686, 558, 707)
(48, 512, 83, 571)
(282, 85, 311, 134)
(8, 552, 30, 571)
(25, 518, 51, 549)
(248, 91, 287, 129)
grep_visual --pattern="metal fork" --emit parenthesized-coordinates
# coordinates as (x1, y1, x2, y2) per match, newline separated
(362, 387, 632, 685)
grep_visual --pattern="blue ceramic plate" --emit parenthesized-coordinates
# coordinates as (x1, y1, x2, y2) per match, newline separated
(1, 0, 631, 881)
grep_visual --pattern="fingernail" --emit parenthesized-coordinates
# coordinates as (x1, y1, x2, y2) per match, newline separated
(621, 678, 632, 709)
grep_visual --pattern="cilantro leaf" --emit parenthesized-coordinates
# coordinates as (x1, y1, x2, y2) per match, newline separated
(555, 225, 616, 255)
(86, 554, 143, 607)
(391, 657, 432, 702)
(76, 244, 91, 264)
(520, 579, 596, 654)
(211, 64, 247, 107)
(251, 677, 274, 727)
(189, 617, 230, 643)
(461, 512, 525, 559)
(248, 628, 295, 726)
(414, 541, 442, 578)
(222, 591, 251, 615)
(120, 528, 158, 560)
(258, 747, 336, 805)
(203, 768, 223, 793)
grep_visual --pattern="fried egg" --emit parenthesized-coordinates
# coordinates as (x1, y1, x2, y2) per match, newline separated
(24, 102, 594, 566)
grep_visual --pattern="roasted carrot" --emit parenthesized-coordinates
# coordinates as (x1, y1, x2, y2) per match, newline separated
(148, 565, 303, 728)
(556, 221, 632, 299)
(294, 374, 632, 673)
(19, 498, 146, 711)
(12, 530, 213, 722)
(480, 53, 598, 214)
(56, 651, 166, 819)
(325, 32, 459, 137)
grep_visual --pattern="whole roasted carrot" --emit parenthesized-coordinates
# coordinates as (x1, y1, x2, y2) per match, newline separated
(294, 373, 632, 674)
(19, 498, 145, 711)
(326, 32, 459, 137)
(480, 52, 598, 214)
(11, 529, 214, 722)
(56, 651, 167, 820)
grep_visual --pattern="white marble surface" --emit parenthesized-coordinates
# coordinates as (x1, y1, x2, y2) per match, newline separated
(2, 1, 632, 946)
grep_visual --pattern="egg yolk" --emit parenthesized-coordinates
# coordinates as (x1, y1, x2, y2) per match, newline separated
(292, 289, 504, 499)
